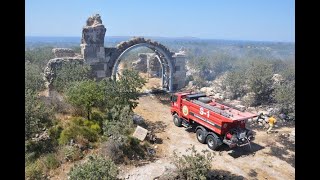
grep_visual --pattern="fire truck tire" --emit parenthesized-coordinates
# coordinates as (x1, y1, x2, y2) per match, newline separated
(173, 114, 182, 127)
(196, 128, 206, 144)
(206, 135, 219, 150)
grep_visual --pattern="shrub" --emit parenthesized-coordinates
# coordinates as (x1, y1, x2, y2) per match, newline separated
(25, 61, 45, 92)
(25, 89, 53, 140)
(25, 160, 44, 180)
(43, 153, 60, 170)
(121, 136, 146, 160)
(58, 117, 100, 145)
(224, 70, 247, 99)
(25, 139, 56, 159)
(52, 62, 91, 92)
(100, 140, 123, 163)
(66, 80, 104, 120)
(63, 146, 83, 162)
(68, 155, 118, 180)
(173, 146, 214, 180)
(246, 61, 274, 105)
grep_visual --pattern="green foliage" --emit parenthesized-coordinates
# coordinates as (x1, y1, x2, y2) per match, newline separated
(58, 117, 100, 145)
(246, 61, 274, 105)
(25, 89, 53, 140)
(68, 155, 118, 180)
(121, 136, 146, 160)
(25, 46, 54, 68)
(25, 159, 45, 180)
(52, 62, 91, 92)
(48, 125, 63, 142)
(63, 145, 83, 162)
(100, 69, 146, 112)
(43, 153, 60, 170)
(173, 145, 214, 180)
(274, 82, 295, 117)
(224, 70, 247, 99)
(103, 106, 134, 142)
(91, 109, 106, 127)
(25, 139, 57, 161)
(66, 80, 104, 120)
(25, 61, 46, 92)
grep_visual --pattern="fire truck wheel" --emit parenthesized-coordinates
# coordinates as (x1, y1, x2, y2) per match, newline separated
(173, 114, 182, 127)
(206, 135, 218, 150)
(196, 128, 206, 144)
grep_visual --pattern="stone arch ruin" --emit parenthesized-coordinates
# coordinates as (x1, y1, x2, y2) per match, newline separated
(45, 14, 187, 92)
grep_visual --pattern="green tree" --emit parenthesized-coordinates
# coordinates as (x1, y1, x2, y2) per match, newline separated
(52, 62, 91, 92)
(103, 105, 134, 141)
(25, 61, 45, 92)
(68, 155, 118, 180)
(273, 81, 295, 117)
(25, 46, 55, 68)
(247, 61, 274, 105)
(101, 69, 146, 112)
(66, 80, 104, 120)
(25, 89, 53, 140)
(224, 70, 247, 99)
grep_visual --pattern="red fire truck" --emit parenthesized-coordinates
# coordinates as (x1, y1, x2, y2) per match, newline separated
(170, 92, 257, 150)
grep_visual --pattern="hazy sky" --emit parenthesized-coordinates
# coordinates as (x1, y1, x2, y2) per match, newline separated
(25, 0, 295, 42)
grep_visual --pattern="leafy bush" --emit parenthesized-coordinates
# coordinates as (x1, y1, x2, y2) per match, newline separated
(25, 139, 57, 159)
(224, 70, 247, 99)
(100, 69, 146, 112)
(66, 80, 104, 120)
(68, 155, 118, 180)
(25, 160, 44, 180)
(246, 61, 274, 105)
(63, 145, 83, 162)
(273, 82, 295, 118)
(25, 46, 54, 68)
(100, 140, 123, 162)
(121, 136, 146, 160)
(48, 125, 63, 142)
(25, 61, 46, 92)
(103, 106, 134, 142)
(43, 153, 60, 170)
(25, 89, 53, 140)
(52, 62, 91, 92)
(173, 146, 214, 180)
(58, 117, 100, 145)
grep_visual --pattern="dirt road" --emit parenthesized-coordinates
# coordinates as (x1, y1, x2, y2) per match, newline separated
(120, 95, 295, 180)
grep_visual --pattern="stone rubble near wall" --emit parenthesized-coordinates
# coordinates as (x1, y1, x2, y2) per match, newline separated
(132, 53, 148, 72)
(52, 48, 75, 58)
(147, 53, 161, 77)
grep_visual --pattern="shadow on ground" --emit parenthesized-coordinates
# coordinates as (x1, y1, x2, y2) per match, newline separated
(217, 142, 265, 158)
(266, 134, 295, 167)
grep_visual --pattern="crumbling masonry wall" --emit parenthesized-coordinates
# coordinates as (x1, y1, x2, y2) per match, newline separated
(45, 14, 187, 92)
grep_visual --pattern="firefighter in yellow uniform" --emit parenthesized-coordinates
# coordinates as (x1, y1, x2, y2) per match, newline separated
(267, 115, 277, 134)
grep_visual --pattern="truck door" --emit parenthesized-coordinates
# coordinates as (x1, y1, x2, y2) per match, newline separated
(171, 94, 180, 114)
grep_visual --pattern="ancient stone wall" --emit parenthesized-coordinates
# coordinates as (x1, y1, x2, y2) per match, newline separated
(52, 48, 75, 58)
(172, 50, 187, 90)
(45, 14, 187, 92)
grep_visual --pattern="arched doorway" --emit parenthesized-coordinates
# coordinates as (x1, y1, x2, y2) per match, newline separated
(109, 37, 175, 91)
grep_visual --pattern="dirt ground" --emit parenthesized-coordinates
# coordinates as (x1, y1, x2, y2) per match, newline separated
(118, 95, 295, 180)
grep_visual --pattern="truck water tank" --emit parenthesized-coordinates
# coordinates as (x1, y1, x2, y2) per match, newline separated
(198, 97, 212, 103)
